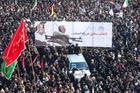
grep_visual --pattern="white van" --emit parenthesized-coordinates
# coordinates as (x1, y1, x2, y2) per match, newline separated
(67, 54, 91, 79)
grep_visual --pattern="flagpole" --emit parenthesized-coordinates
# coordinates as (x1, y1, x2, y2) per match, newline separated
(34, 46, 45, 77)
(41, 58, 45, 77)
(28, 44, 37, 92)
(80, 47, 83, 54)
(29, 47, 35, 78)
(16, 61, 21, 78)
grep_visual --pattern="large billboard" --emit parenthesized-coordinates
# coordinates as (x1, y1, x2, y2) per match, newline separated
(35, 21, 112, 47)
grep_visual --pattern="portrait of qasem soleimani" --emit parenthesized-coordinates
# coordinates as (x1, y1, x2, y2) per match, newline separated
(47, 25, 70, 46)
(35, 22, 47, 46)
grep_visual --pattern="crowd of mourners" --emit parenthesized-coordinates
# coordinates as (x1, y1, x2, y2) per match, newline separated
(0, 0, 140, 93)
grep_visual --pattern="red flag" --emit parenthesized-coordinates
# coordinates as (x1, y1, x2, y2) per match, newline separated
(2, 19, 28, 67)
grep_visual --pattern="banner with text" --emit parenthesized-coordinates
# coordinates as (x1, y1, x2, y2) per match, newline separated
(35, 21, 112, 47)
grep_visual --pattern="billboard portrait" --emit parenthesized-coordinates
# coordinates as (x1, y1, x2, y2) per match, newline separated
(35, 21, 112, 47)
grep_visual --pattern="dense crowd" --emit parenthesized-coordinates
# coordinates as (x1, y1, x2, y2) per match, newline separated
(0, 0, 140, 93)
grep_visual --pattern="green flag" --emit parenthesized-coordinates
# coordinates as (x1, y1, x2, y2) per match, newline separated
(123, 0, 128, 8)
(32, 0, 38, 10)
(1, 61, 17, 79)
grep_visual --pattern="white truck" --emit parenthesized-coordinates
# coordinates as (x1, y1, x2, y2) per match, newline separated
(67, 54, 91, 80)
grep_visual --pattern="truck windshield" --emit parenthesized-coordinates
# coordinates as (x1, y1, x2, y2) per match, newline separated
(70, 62, 88, 70)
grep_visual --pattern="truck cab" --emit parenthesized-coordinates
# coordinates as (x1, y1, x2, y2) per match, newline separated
(67, 54, 91, 80)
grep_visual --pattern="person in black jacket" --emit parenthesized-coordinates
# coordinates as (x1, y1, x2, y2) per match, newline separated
(74, 43, 80, 54)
